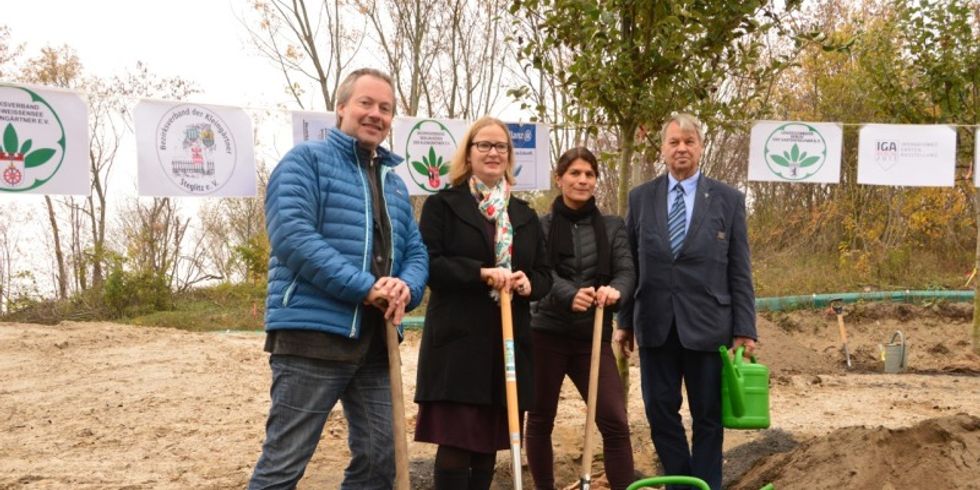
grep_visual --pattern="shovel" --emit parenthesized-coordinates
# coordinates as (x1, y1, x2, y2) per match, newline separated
(580, 305, 604, 490)
(383, 319, 411, 490)
(499, 289, 523, 490)
(829, 299, 852, 369)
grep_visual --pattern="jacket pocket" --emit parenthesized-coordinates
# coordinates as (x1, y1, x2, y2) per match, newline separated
(281, 278, 299, 307)
(707, 288, 731, 306)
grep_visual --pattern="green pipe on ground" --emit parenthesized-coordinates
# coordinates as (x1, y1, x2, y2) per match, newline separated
(401, 290, 974, 329)
(754, 290, 973, 312)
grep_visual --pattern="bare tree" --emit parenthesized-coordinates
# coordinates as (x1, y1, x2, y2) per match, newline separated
(357, 0, 441, 116)
(0, 25, 23, 79)
(116, 197, 219, 293)
(20, 46, 82, 299)
(430, 0, 510, 119)
(244, 0, 367, 109)
(198, 167, 270, 283)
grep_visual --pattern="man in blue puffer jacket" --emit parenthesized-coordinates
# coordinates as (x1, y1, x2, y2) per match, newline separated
(249, 68, 428, 490)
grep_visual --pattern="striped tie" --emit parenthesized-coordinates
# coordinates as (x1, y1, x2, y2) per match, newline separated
(668, 184, 686, 259)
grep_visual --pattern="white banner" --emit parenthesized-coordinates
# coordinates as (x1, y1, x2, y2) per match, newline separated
(135, 100, 257, 197)
(391, 116, 469, 195)
(857, 124, 957, 187)
(291, 110, 337, 145)
(747, 121, 842, 183)
(975, 129, 980, 187)
(0, 83, 89, 195)
(506, 122, 551, 191)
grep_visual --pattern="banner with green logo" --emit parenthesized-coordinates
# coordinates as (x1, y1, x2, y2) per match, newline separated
(748, 121, 842, 183)
(391, 116, 468, 196)
(0, 83, 89, 195)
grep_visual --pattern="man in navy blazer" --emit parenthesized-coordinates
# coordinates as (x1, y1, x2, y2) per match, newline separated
(615, 113, 757, 490)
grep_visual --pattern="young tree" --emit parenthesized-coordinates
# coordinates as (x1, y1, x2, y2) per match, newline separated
(512, 0, 805, 214)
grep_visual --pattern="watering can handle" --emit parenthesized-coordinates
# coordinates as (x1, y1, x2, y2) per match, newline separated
(719, 346, 746, 417)
(626, 476, 711, 490)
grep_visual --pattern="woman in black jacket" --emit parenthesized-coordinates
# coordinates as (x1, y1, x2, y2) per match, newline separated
(414, 116, 552, 489)
(526, 147, 636, 490)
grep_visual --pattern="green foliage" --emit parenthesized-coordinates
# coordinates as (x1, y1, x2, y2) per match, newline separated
(511, 0, 804, 212)
(103, 262, 172, 317)
(233, 233, 270, 284)
(750, 0, 978, 297)
(130, 282, 266, 332)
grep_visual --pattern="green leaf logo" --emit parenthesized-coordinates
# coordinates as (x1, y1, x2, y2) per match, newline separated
(0, 84, 69, 192)
(762, 123, 830, 181)
(1, 123, 57, 168)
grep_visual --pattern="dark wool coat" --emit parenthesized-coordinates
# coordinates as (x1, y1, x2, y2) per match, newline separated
(414, 184, 552, 410)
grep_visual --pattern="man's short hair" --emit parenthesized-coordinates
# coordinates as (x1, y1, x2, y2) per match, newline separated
(661, 113, 705, 144)
(335, 68, 395, 109)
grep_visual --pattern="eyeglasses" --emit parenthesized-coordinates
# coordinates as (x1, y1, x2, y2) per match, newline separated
(470, 141, 510, 153)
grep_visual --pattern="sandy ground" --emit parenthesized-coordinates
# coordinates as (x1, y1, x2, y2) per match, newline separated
(1, 302, 978, 489)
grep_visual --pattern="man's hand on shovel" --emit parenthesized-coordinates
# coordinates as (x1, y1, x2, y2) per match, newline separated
(365, 277, 409, 325)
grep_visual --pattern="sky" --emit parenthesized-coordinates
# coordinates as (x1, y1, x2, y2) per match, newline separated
(6, 0, 293, 109)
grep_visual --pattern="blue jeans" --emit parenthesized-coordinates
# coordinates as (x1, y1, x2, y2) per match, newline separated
(248, 355, 394, 490)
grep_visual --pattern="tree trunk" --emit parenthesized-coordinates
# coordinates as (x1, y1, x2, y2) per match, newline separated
(616, 123, 637, 216)
(44, 196, 67, 300)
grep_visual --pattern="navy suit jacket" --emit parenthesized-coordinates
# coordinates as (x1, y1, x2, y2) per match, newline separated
(618, 174, 756, 352)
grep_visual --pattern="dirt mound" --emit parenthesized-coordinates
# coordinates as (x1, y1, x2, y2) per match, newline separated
(730, 414, 980, 490)
(759, 302, 980, 375)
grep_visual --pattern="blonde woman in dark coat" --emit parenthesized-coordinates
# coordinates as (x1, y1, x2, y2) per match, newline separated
(414, 116, 552, 489)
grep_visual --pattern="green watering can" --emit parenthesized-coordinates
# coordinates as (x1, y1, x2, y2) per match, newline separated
(626, 475, 774, 490)
(719, 345, 770, 429)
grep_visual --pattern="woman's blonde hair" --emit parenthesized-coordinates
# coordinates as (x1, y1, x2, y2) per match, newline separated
(449, 116, 516, 186)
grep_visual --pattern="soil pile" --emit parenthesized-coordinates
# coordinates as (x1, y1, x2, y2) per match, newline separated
(731, 414, 980, 490)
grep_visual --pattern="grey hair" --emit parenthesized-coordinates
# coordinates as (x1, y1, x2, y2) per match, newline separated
(335, 68, 395, 125)
(660, 113, 705, 143)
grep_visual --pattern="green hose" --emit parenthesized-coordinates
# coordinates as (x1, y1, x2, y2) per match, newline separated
(401, 289, 973, 329)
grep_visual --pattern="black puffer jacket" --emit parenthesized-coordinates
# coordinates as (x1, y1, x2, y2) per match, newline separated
(531, 212, 635, 341)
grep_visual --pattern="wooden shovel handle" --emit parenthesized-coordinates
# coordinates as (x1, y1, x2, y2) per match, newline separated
(581, 305, 604, 485)
(499, 289, 523, 489)
(384, 320, 410, 490)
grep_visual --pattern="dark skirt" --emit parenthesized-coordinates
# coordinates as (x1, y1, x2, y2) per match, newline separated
(415, 401, 523, 453)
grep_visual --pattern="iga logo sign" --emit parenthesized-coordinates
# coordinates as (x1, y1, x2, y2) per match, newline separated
(874, 140, 899, 170)
(0, 85, 65, 192)
(155, 104, 237, 194)
(403, 119, 456, 193)
(763, 123, 827, 180)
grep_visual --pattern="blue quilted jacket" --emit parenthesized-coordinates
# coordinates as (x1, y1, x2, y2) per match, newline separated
(264, 127, 429, 338)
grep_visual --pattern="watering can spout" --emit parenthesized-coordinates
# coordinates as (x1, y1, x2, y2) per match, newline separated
(719, 346, 746, 418)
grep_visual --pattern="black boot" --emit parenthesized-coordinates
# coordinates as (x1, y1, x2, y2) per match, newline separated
(434, 468, 470, 490)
